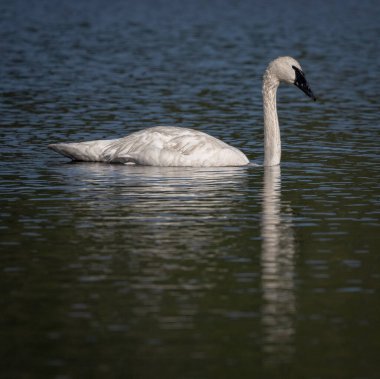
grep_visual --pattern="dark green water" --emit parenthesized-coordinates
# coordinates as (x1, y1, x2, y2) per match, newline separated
(1, 0, 380, 378)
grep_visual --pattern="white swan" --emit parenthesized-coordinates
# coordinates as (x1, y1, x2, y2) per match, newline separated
(49, 56, 316, 167)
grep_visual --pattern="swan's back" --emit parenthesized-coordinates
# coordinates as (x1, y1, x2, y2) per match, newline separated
(49, 126, 249, 167)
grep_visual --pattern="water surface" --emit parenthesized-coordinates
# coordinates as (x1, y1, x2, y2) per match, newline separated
(1, 0, 380, 378)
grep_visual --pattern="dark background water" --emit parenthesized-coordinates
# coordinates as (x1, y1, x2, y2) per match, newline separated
(1, 0, 380, 378)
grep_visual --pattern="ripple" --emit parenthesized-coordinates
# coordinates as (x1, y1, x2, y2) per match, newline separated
(1, 0, 380, 378)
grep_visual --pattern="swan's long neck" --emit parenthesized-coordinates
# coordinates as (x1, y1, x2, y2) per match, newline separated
(262, 69, 281, 166)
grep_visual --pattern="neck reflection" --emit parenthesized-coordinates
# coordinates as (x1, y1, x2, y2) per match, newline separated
(261, 165, 296, 365)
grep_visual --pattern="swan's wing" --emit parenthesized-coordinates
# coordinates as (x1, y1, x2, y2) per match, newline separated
(108, 126, 248, 166)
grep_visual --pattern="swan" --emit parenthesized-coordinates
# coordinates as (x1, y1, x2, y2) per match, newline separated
(49, 56, 316, 167)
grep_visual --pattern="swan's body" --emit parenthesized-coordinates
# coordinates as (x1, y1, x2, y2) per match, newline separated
(49, 56, 315, 167)
(49, 126, 249, 166)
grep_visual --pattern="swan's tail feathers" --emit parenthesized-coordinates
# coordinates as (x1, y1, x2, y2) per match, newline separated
(48, 140, 114, 162)
(48, 143, 82, 161)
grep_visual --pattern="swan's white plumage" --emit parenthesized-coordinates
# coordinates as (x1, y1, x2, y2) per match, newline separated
(49, 126, 249, 167)
(49, 56, 315, 167)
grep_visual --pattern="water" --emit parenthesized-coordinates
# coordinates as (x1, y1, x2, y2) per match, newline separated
(1, 0, 380, 378)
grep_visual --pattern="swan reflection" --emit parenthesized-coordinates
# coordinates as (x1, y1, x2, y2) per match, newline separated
(261, 165, 296, 365)
(64, 162, 250, 203)
(57, 163, 253, 325)
(58, 163, 251, 233)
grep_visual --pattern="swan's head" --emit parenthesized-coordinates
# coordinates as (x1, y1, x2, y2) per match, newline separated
(267, 56, 316, 101)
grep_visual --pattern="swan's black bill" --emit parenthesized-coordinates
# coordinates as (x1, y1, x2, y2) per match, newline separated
(292, 65, 316, 101)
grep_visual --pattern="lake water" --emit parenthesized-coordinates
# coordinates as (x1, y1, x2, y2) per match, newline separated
(1, 0, 380, 378)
